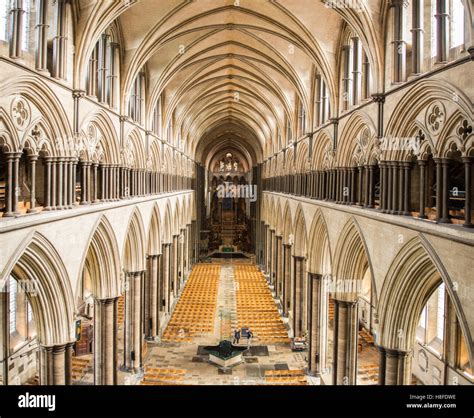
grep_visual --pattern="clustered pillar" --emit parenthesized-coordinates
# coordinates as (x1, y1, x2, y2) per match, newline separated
(94, 297, 118, 385)
(39, 342, 74, 385)
(377, 346, 412, 385)
(332, 299, 359, 385)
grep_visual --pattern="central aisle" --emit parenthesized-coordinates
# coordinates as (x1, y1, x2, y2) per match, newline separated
(142, 261, 308, 385)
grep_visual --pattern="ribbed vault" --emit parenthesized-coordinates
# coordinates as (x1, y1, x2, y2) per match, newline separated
(75, 0, 386, 170)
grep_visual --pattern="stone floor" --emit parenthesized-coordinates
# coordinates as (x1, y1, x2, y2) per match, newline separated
(72, 259, 379, 386)
(142, 260, 307, 385)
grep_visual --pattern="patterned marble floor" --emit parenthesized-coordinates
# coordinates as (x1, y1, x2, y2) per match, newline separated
(142, 260, 307, 385)
(72, 260, 378, 385)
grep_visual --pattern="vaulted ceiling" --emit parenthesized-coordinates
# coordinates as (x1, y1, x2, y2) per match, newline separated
(76, 0, 386, 170)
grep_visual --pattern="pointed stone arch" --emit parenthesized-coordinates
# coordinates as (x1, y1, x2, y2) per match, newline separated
(2, 232, 75, 346)
(162, 200, 173, 244)
(307, 208, 332, 276)
(80, 109, 121, 164)
(173, 199, 181, 236)
(378, 235, 472, 357)
(80, 216, 121, 300)
(0, 76, 73, 155)
(282, 201, 294, 245)
(275, 199, 283, 237)
(293, 204, 307, 257)
(268, 197, 276, 230)
(147, 204, 162, 256)
(123, 208, 147, 273)
(337, 111, 377, 167)
(333, 218, 375, 301)
(331, 219, 377, 385)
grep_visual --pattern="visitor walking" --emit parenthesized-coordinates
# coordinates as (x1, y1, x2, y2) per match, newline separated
(233, 329, 241, 344)
(247, 328, 253, 347)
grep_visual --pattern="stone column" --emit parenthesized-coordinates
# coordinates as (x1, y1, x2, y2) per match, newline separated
(411, 0, 424, 75)
(377, 346, 412, 385)
(27, 155, 38, 212)
(463, 157, 472, 227)
(364, 166, 370, 207)
(123, 272, 143, 373)
(9, 0, 25, 59)
(308, 273, 323, 376)
(35, 0, 49, 72)
(145, 255, 158, 340)
(43, 157, 52, 210)
(385, 162, 392, 213)
(266, 226, 272, 276)
(39, 342, 73, 385)
(92, 163, 99, 203)
(380, 162, 388, 212)
(64, 158, 71, 208)
(57, 158, 64, 209)
(282, 244, 292, 316)
(171, 235, 179, 297)
(435, 0, 449, 62)
(391, 0, 408, 82)
(293, 255, 306, 337)
(439, 158, 450, 223)
(10, 152, 21, 215)
(80, 161, 88, 205)
(402, 162, 411, 215)
(391, 162, 398, 214)
(97, 33, 109, 103)
(351, 36, 361, 106)
(162, 243, 171, 314)
(342, 44, 352, 110)
(276, 236, 283, 298)
(94, 297, 118, 385)
(350, 167, 356, 205)
(270, 229, 276, 285)
(156, 254, 163, 317)
(185, 224, 191, 274)
(332, 299, 359, 385)
(357, 166, 364, 206)
(398, 162, 404, 214)
(368, 165, 375, 208)
(179, 229, 186, 287)
(71, 158, 77, 206)
(418, 160, 427, 219)
(52, 0, 68, 79)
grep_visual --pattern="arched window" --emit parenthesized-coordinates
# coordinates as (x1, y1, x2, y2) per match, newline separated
(341, 32, 371, 108)
(86, 25, 121, 108)
(0, 0, 9, 41)
(315, 73, 331, 126)
(152, 96, 162, 137)
(451, 0, 465, 48)
(285, 114, 292, 145)
(432, 0, 466, 62)
(417, 282, 446, 355)
(128, 70, 145, 124)
(21, 0, 31, 52)
(298, 101, 306, 136)
(8, 276, 36, 352)
(9, 277, 17, 335)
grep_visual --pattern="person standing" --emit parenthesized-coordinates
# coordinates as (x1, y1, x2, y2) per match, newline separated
(233, 329, 241, 344)
(247, 328, 253, 347)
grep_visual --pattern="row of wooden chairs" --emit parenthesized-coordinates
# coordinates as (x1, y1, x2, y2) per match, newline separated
(141, 367, 186, 386)
(235, 266, 289, 344)
(264, 369, 308, 385)
(71, 356, 92, 382)
(162, 264, 220, 342)
(117, 295, 125, 325)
